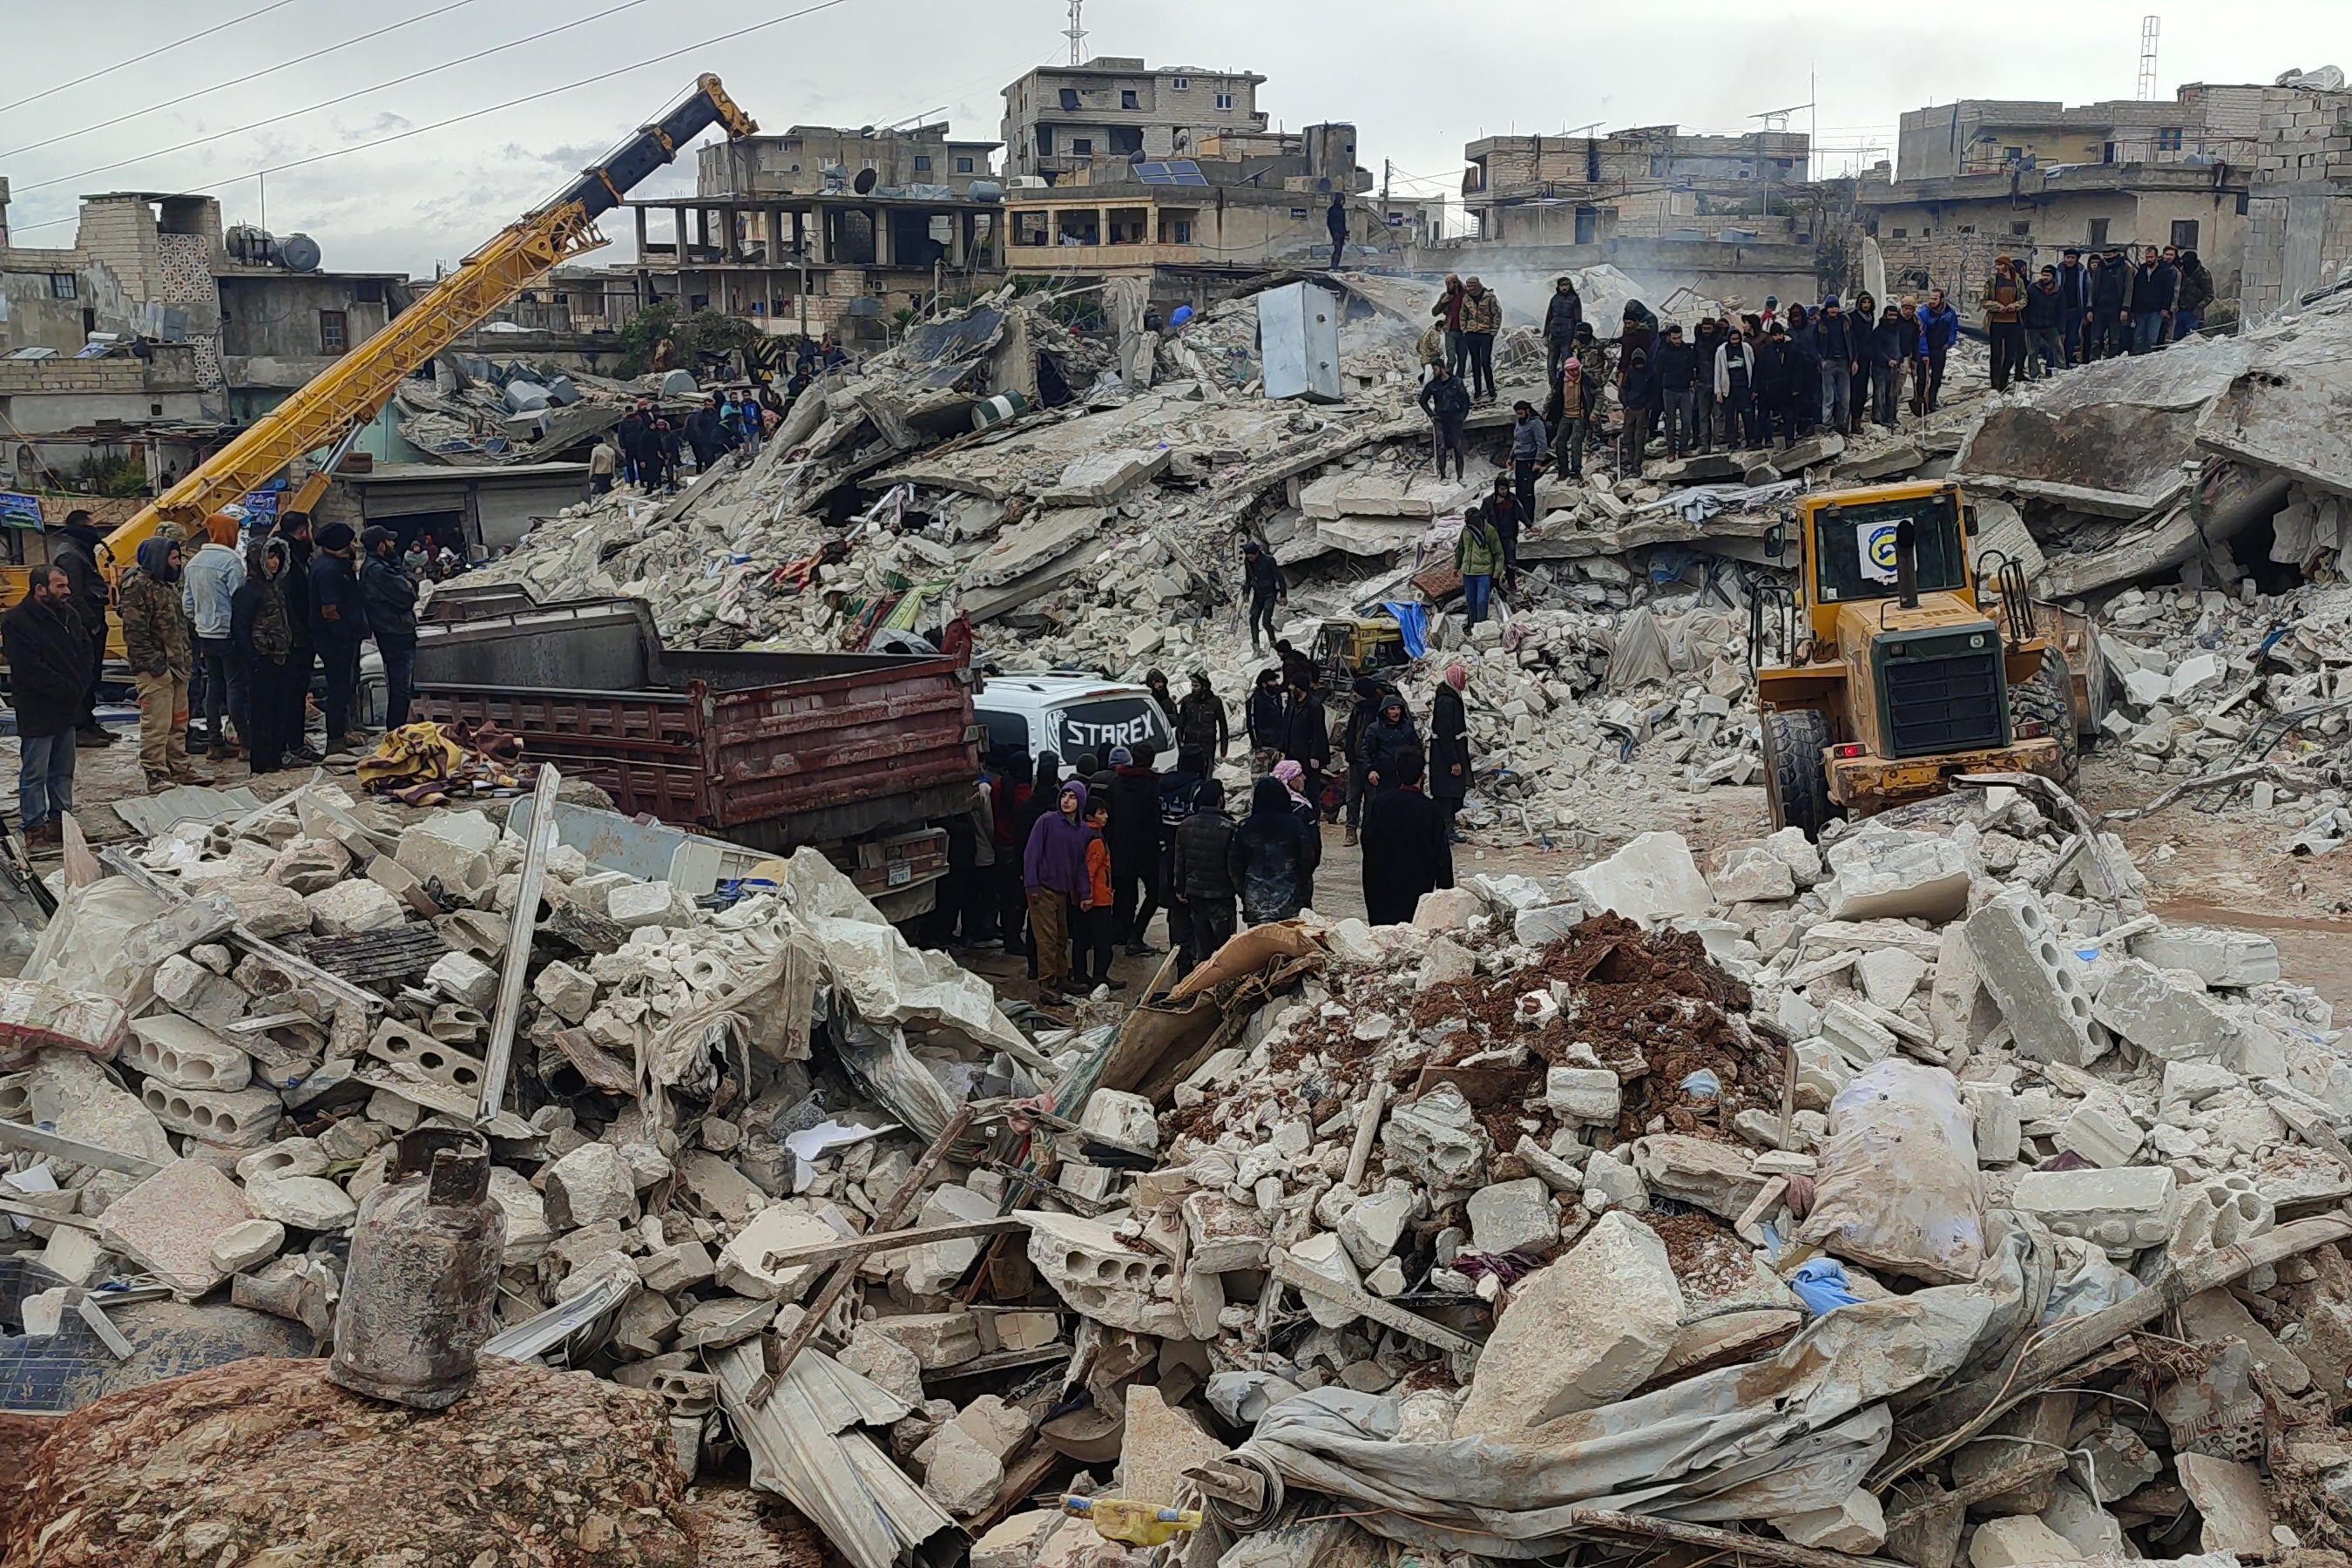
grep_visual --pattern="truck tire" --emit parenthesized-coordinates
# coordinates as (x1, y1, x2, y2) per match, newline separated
(2011, 648, 2081, 791)
(1763, 706, 1841, 840)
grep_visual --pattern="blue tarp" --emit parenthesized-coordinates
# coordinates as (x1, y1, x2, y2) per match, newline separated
(1381, 601, 1429, 659)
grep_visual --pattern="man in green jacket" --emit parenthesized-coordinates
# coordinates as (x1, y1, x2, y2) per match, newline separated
(1453, 507, 1507, 627)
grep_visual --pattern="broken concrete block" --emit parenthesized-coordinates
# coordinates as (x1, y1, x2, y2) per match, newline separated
(212, 877, 313, 939)
(1181, 1191, 1271, 1272)
(2180, 1286, 2311, 1393)
(1970, 1085, 2023, 1165)
(1968, 890, 2106, 1068)
(37, 1226, 111, 1288)
(2130, 925, 2280, 990)
(1513, 902, 1587, 946)
(1411, 887, 1481, 932)
(245, 1174, 359, 1232)
(487, 1166, 551, 1265)
(2093, 958, 2261, 1067)
(531, 960, 597, 1024)
(544, 1141, 638, 1230)
(2067, 1420, 2161, 1503)
(921, 1420, 1003, 1516)
(1467, 1177, 1556, 1256)
(1970, 1514, 2083, 1568)
(1773, 1490, 1886, 1554)
(152, 953, 253, 1032)
(1020, 1209, 1186, 1337)
(1823, 831, 1970, 923)
(1379, 1087, 1487, 1199)
(839, 1324, 924, 1407)
(268, 837, 350, 893)
(680, 1150, 767, 1223)
(1288, 1232, 1365, 1330)
(395, 825, 494, 901)
(139, 1079, 281, 1146)
(605, 880, 679, 930)
(1545, 1066, 1621, 1124)
(426, 950, 499, 1010)
(1337, 1186, 1416, 1270)
(1710, 846, 1796, 905)
(1568, 831, 1712, 926)
(1633, 1135, 1765, 1220)
(972, 1511, 1058, 1568)
(715, 1206, 838, 1301)
(2175, 1452, 2274, 1557)
(1119, 1382, 1228, 1510)
(1580, 1152, 1647, 1213)
(2011, 1166, 2176, 1255)
(1415, 936, 1477, 989)
(303, 877, 405, 936)
(96, 1158, 253, 1298)
(2169, 1173, 2273, 1264)
(2055, 1097, 2144, 1168)
(866, 1311, 983, 1369)
(123, 1013, 251, 1092)
(1455, 1212, 1683, 1437)
(1856, 948, 1930, 1010)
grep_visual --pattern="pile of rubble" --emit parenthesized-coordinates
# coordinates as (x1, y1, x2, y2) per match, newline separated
(8, 739, 2352, 1568)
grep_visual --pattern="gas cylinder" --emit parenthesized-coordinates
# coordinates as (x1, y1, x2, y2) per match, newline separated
(328, 1128, 505, 1409)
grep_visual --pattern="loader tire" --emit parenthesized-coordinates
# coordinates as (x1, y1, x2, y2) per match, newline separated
(1762, 706, 1842, 841)
(2010, 648, 2080, 791)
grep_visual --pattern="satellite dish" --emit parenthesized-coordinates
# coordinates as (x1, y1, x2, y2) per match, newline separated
(853, 167, 878, 195)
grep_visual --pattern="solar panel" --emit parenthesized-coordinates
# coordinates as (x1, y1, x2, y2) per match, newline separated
(1135, 162, 1173, 183)
(1168, 159, 1208, 185)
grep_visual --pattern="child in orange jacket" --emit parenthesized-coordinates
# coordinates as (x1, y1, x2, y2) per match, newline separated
(1079, 802, 1124, 990)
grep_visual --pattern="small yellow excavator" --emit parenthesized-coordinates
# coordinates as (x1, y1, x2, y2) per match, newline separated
(72, 74, 757, 588)
(1750, 479, 2102, 838)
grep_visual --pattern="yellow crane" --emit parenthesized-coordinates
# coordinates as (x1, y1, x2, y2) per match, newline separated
(93, 73, 756, 575)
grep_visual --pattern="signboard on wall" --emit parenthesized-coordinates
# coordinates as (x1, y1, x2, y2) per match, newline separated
(0, 492, 43, 530)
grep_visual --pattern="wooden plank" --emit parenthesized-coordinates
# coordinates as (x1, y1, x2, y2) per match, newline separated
(1269, 1249, 1484, 1359)
(761, 1214, 1027, 1274)
(0, 1119, 162, 1179)
(1571, 1508, 1911, 1568)
(478, 762, 560, 1125)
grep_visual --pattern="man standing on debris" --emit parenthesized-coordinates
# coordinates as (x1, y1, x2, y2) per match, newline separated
(1247, 667, 1288, 774)
(686, 399, 723, 474)
(1545, 357, 1592, 480)
(181, 511, 247, 762)
(1484, 475, 1524, 593)
(119, 536, 199, 790)
(1844, 291, 1876, 430)
(1417, 362, 1471, 481)
(1241, 538, 1286, 653)
(308, 522, 368, 753)
(1274, 638, 1320, 696)
(1983, 255, 2031, 391)
(2024, 266, 2066, 378)
(1654, 323, 1700, 460)
(1359, 747, 1454, 925)
(1326, 193, 1349, 271)
(1173, 778, 1237, 965)
(1177, 672, 1230, 761)
(1281, 681, 1331, 823)
(1144, 669, 1179, 726)
(1453, 504, 1506, 628)
(1023, 777, 1093, 997)
(1714, 326, 1760, 449)
(617, 403, 648, 488)
(1916, 288, 1957, 415)
(2055, 248, 2090, 363)
(1458, 277, 1502, 405)
(1869, 306, 1908, 424)
(1544, 276, 1585, 384)
(276, 512, 321, 763)
(1228, 777, 1319, 926)
(1077, 796, 1123, 990)
(1691, 316, 1727, 449)
(1432, 274, 1469, 380)
(2091, 247, 2132, 360)
(51, 510, 114, 749)
(1416, 318, 1446, 385)
(2131, 246, 2178, 354)
(1105, 743, 1164, 958)
(232, 538, 295, 775)
(1429, 663, 1471, 837)
(1619, 346, 1660, 471)
(1509, 401, 1546, 529)
(3, 566, 91, 843)
(360, 527, 419, 731)
(1747, 330, 1789, 449)
(2172, 247, 2213, 341)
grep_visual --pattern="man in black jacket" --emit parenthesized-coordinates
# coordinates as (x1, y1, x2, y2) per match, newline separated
(308, 522, 368, 751)
(276, 512, 321, 763)
(2130, 247, 2178, 355)
(1171, 778, 1237, 967)
(1326, 193, 1348, 272)
(2024, 267, 2065, 378)
(1416, 362, 1471, 480)
(1241, 539, 1286, 653)
(1815, 299, 1855, 432)
(359, 526, 418, 729)
(1281, 679, 1332, 812)
(2, 568, 92, 844)
(1359, 747, 1454, 926)
(2090, 247, 2132, 360)
(1175, 672, 1229, 767)
(1543, 276, 1585, 383)
(2055, 248, 2090, 363)
(1246, 667, 1288, 773)
(49, 510, 115, 747)
(1105, 743, 1164, 956)
(1653, 324, 1700, 458)
(2169, 246, 2213, 341)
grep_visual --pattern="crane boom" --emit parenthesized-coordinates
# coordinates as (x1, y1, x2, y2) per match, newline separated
(99, 74, 756, 571)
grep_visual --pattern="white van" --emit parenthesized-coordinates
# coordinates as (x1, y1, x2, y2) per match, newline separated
(974, 672, 1177, 768)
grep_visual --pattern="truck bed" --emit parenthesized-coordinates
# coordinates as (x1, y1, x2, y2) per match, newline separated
(411, 598, 980, 851)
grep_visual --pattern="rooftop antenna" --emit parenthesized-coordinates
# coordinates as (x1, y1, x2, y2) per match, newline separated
(2138, 15, 2161, 99)
(1752, 103, 1813, 132)
(1064, 0, 1085, 65)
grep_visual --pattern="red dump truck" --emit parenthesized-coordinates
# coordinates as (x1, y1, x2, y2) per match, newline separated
(410, 590, 979, 917)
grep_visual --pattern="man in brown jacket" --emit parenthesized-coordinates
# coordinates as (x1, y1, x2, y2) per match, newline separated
(118, 534, 200, 789)
(1458, 277, 1503, 405)
(1983, 254, 2031, 392)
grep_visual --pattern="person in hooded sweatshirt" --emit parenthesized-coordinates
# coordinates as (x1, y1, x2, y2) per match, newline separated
(276, 512, 321, 763)
(1340, 675, 1389, 845)
(1227, 776, 1319, 926)
(1360, 693, 1420, 793)
(1105, 743, 1164, 956)
(2, 566, 91, 842)
(1014, 752, 1061, 978)
(1246, 667, 1288, 774)
(308, 521, 368, 752)
(232, 537, 297, 774)
(1023, 776, 1093, 997)
(1429, 663, 1471, 835)
(359, 526, 419, 729)
(50, 509, 116, 747)
(180, 510, 246, 760)
(1271, 759, 1321, 905)
(1359, 747, 1455, 927)
(1172, 778, 1238, 967)
(119, 534, 198, 789)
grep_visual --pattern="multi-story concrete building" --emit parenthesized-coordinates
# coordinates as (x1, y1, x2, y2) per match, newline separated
(697, 122, 1000, 200)
(1895, 85, 2275, 181)
(1002, 58, 1267, 182)
(1462, 126, 1812, 244)
(2241, 80, 2352, 317)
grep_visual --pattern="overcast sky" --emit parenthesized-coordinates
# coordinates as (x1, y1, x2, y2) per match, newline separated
(0, 0, 2337, 274)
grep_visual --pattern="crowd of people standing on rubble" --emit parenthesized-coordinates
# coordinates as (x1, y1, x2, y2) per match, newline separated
(591, 335, 854, 497)
(933, 639, 1462, 1004)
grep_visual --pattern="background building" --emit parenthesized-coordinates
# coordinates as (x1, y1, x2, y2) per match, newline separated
(1002, 58, 1267, 182)
(1463, 126, 1813, 246)
(698, 122, 1000, 200)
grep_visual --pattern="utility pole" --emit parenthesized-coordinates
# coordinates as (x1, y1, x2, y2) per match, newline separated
(1064, 0, 1085, 65)
(2138, 16, 2161, 100)
(1381, 159, 1391, 231)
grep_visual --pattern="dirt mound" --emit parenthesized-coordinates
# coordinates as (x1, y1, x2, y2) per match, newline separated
(0, 1355, 695, 1567)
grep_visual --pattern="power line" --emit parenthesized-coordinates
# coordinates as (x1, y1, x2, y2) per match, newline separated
(4, 0, 866, 239)
(1, 0, 488, 163)
(0, 0, 301, 117)
(10, 0, 666, 199)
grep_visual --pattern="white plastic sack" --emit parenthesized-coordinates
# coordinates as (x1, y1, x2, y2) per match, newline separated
(1796, 1058, 1985, 1284)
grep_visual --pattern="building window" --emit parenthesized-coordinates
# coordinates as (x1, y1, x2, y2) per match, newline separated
(48, 274, 75, 299)
(1890, 226, 1908, 239)
(2236, 193, 2250, 215)
(2004, 145, 2024, 164)
(1214, 92, 1234, 110)
(955, 156, 974, 173)
(2102, 141, 2117, 163)
(1957, 224, 1976, 234)
(2159, 126, 2183, 151)
(2171, 219, 2200, 248)
(2087, 217, 2110, 245)
(1071, 139, 1092, 155)
(1121, 90, 1139, 110)
(1289, 207, 1308, 220)
(1172, 220, 1193, 243)
(319, 309, 348, 354)
(914, 155, 932, 171)
(1059, 88, 1079, 112)
(1172, 75, 1190, 90)
(2011, 220, 2031, 236)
